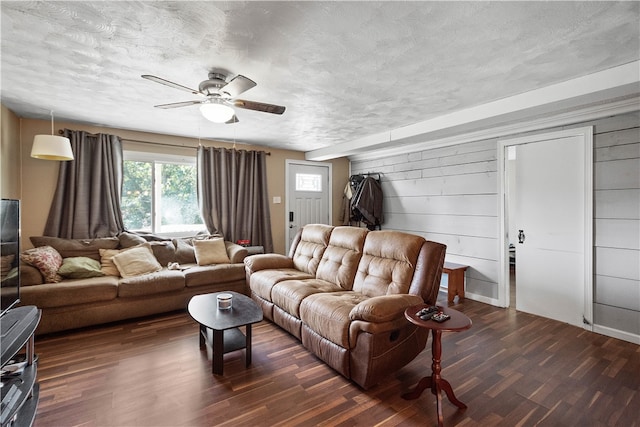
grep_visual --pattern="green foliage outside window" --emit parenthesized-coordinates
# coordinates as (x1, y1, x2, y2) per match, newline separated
(122, 160, 204, 234)
(122, 161, 152, 231)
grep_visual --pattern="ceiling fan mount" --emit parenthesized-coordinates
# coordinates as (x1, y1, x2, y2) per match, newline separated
(141, 70, 285, 123)
(198, 72, 230, 97)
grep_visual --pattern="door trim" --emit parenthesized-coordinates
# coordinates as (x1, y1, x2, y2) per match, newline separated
(284, 160, 333, 253)
(497, 126, 593, 329)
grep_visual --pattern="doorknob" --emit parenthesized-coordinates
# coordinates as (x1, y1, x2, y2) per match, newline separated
(518, 230, 525, 244)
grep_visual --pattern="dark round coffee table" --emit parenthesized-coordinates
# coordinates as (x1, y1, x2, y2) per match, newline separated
(188, 291, 263, 375)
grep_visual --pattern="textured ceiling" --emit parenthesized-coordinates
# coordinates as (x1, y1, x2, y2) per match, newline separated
(1, 1, 639, 156)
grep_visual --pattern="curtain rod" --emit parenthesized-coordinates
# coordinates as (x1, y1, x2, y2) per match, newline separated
(58, 130, 271, 155)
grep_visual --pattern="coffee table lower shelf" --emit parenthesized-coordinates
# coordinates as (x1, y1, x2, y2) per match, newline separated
(200, 325, 252, 375)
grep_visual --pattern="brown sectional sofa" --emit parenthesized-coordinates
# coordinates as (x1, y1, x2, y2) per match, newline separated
(244, 224, 446, 389)
(19, 233, 249, 335)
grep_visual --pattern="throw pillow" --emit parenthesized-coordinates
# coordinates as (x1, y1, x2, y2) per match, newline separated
(20, 245, 63, 283)
(112, 245, 162, 278)
(99, 248, 125, 276)
(58, 256, 105, 279)
(193, 238, 230, 265)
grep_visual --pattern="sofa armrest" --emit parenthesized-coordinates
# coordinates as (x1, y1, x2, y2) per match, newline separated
(224, 241, 248, 264)
(243, 253, 294, 273)
(19, 263, 44, 286)
(349, 294, 425, 323)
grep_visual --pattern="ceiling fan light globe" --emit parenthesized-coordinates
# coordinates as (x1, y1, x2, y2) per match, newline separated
(200, 102, 235, 123)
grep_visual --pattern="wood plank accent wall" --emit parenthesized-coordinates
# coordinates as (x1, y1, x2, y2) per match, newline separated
(592, 112, 640, 338)
(351, 111, 640, 340)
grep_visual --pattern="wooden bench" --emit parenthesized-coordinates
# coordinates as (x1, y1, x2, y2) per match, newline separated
(443, 262, 469, 304)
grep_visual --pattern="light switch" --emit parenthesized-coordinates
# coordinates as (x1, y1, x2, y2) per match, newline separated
(273, 196, 281, 204)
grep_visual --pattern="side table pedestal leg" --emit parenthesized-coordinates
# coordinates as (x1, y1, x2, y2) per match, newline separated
(401, 375, 433, 400)
(402, 329, 467, 427)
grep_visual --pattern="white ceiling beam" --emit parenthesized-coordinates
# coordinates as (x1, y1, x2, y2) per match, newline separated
(305, 61, 640, 161)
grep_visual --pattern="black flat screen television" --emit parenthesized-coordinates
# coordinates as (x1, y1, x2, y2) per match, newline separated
(0, 199, 20, 317)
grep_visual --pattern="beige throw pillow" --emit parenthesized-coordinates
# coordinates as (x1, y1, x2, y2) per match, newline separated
(112, 245, 162, 278)
(193, 238, 230, 265)
(99, 243, 154, 276)
(99, 248, 126, 276)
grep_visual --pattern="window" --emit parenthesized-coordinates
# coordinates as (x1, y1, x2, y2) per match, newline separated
(295, 173, 322, 192)
(122, 152, 205, 236)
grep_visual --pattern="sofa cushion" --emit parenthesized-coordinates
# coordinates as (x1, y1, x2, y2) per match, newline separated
(147, 241, 177, 266)
(193, 238, 230, 265)
(272, 279, 343, 318)
(173, 238, 197, 264)
(30, 236, 120, 261)
(353, 230, 424, 297)
(1, 254, 14, 279)
(118, 231, 147, 248)
(225, 241, 248, 264)
(184, 264, 246, 288)
(299, 291, 369, 348)
(250, 269, 314, 302)
(291, 224, 333, 275)
(20, 245, 63, 283)
(118, 269, 185, 297)
(58, 257, 105, 279)
(19, 264, 44, 286)
(112, 245, 163, 278)
(20, 276, 119, 308)
(315, 226, 367, 290)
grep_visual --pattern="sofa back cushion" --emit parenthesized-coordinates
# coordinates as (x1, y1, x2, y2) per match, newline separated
(315, 226, 367, 289)
(30, 236, 120, 261)
(353, 230, 425, 297)
(291, 224, 333, 275)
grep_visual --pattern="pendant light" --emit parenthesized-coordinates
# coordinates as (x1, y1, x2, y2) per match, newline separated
(31, 111, 74, 161)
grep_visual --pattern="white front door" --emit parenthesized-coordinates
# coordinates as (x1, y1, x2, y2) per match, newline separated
(500, 127, 593, 328)
(285, 160, 332, 253)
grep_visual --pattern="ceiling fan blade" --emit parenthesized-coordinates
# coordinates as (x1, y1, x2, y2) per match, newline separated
(154, 100, 202, 109)
(142, 75, 202, 96)
(226, 115, 239, 124)
(233, 99, 285, 115)
(220, 75, 256, 98)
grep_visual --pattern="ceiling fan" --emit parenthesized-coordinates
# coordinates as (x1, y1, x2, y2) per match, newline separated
(141, 72, 285, 124)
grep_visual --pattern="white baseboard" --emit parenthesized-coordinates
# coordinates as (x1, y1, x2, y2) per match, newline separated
(592, 324, 640, 345)
(444, 286, 639, 345)
(458, 292, 500, 307)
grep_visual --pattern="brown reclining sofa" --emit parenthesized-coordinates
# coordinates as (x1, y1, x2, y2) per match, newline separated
(244, 224, 446, 389)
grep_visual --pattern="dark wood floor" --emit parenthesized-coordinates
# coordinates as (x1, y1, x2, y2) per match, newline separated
(31, 293, 639, 427)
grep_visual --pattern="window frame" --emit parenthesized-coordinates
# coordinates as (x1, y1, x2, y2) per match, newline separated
(122, 150, 205, 238)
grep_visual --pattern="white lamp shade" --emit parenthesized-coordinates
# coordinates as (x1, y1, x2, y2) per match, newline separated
(31, 135, 74, 161)
(200, 102, 235, 123)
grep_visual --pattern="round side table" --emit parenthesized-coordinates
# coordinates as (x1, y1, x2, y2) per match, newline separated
(402, 304, 472, 427)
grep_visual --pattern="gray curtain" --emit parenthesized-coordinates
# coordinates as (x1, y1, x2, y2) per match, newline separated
(44, 129, 124, 238)
(197, 147, 273, 253)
